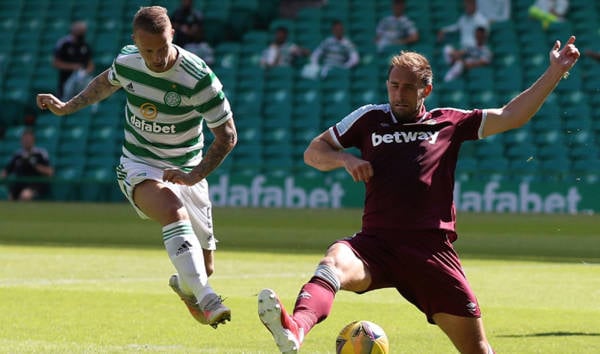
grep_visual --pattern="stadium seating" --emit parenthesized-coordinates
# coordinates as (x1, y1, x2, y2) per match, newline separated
(1, 0, 599, 202)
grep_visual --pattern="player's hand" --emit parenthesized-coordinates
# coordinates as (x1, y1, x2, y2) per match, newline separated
(162, 168, 197, 186)
(36, 94, 69, 116)
(550, 36, 580, 75)
(343, 155, 374, 183)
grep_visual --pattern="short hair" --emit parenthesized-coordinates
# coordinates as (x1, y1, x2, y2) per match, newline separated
(133, 6, 172, 34)
(388, 51, 433, 86)
(275, 26, 288, 34)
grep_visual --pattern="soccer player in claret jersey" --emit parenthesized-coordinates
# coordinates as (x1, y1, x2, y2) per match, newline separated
(37, 6, 236, 328)
(258, 37, 579, 353)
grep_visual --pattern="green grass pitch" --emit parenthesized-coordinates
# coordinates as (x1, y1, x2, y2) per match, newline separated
(0, 202, 599, 353)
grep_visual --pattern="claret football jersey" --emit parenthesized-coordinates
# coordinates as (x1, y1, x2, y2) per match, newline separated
(329, 103, 485, 240)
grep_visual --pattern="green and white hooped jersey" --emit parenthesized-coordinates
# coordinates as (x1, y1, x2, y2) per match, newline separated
(108, 44, 232, 170)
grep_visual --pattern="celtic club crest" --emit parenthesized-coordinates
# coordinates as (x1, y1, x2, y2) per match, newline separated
(164, 91, 181, 107)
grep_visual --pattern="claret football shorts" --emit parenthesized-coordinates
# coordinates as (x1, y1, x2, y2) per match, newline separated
(116, 156, 217, 250)
(340, 230, 481, 324)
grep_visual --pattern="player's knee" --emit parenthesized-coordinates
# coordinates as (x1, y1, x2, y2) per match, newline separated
(163, 205, 189, 224)
(318, 255, 336, 269)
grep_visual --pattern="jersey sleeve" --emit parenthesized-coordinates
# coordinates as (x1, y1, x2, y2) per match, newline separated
(107, 45, 139, 87)
(329, 104, 373, 149)
(190, 64, 233, 128)
(453, 108, 485, 141)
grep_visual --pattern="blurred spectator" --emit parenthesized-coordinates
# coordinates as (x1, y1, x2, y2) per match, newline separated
(52, 21, 94, 100)
(375, 0, 419, 53)
(260, 26, 310, 68)
(171, 0, 203, 47)
(443, 26, 492, 82)
(184, 23, 214, 66)
(529, 0, 569, 29)
(477, 0, 511, 23)
(310, 20, 359, 77)
(437, 0, 489, 49)
(585, 49, 600, 61)
(1, 128, 54, 201)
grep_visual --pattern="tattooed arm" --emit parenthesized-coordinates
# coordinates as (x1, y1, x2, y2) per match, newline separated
(36, 69, 120, 116)
(162, 118, 238, 186)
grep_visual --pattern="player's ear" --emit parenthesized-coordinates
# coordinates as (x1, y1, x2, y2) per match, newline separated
(422, 84, 432, 98)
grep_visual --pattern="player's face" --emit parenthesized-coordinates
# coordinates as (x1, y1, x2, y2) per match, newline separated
(386, 66, 429, 122)
(21, 133, 34, 150)
(134, 28, 175, 73)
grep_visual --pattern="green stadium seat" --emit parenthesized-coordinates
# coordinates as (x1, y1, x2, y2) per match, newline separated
(263, 102, 293, 128)
(292, 103, 321, 130)
(469, 89, 498, 108)
(455, 157, 477, 182)
(539, 157, 571, 181)
(51, 165, 83, 201)
(265, 87, 292, 106)
(94, 32, 121, 56)
(236, 90, 263, 116)
(503, 129, 532, 145)
(478, 156, 509, 175)
(508, 158, 540, 181)
(35, 127, 60, 157)
(4, 125, 25, 141)
(506, 142, 537, 161)
(265, 69, 294, 92)
(263, 125, 290, 142)
(537, 145, 569, 163)
(79, 165, 116, 202)
(474, 143, 506, 161)
(554, 70, 583, 93)
(214, 42, 241, 69)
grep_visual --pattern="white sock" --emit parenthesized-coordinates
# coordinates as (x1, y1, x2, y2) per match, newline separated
(163, 220, 214, 302)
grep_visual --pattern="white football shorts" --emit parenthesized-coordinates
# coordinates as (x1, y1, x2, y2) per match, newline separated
(116, 156, 217, 250)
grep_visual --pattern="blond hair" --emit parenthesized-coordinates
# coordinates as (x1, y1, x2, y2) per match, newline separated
(388, 51, 433, 86)
(133, 6, 171, 34)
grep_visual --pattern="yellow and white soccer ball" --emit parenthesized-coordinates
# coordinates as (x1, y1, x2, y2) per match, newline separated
(335, 320, 389, 354)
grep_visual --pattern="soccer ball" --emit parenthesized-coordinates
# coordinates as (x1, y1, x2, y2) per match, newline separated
(335, 320, 389, 354)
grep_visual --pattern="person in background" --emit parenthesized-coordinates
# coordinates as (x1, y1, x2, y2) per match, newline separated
(437, 0, 489, 50)
(1, 129, 54, 201)
(529, 0, 569, 29)
(37, 6, 236, 329)
(443, 26, 493, 82)
(184, 23, 215, 66)
(585, 49, 600, 61)
(310, 20, 360, 77)
(476, 0, 511, 23)
(258, 36, 579, 353)
(53, 21, 94, 100)
(260, 26, 310, 68)
(375, 0, 420, 53)
(171, 0, 204, 47)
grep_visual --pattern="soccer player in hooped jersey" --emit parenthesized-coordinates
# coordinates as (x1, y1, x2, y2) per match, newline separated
(37, 6, 236, 328)
(258, 37, 580, 353)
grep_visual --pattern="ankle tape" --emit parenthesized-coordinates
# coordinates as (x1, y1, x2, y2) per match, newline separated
(314, 264, 341, 292)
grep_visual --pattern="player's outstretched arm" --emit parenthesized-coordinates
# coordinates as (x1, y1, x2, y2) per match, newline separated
(482, 36, 580, 137)
(304, 130, 373, 182)
(36, 69, 120, 116)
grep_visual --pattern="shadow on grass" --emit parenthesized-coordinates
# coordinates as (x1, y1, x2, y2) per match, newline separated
(1, 202, 599, 261)
(498, 331, 600, 338)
